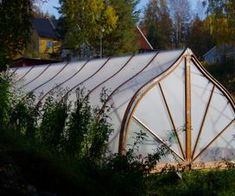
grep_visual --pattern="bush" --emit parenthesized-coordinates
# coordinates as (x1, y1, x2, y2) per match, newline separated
(146, 169, 235, 195)
(0, 72, 12, 129)
(0, 75, 168, 195)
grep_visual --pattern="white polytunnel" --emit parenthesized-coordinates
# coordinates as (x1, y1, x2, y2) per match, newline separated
(12, 48, 235, 164)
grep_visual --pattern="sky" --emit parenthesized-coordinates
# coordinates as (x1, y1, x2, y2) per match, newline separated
(41, 0, 201, 19)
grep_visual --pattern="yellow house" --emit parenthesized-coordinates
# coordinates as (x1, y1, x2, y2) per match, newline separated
(31, 17, 61, 59)
(16, 17, 61, 61)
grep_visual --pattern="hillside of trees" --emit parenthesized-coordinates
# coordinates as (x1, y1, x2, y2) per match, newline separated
(1, 0, 235, 61)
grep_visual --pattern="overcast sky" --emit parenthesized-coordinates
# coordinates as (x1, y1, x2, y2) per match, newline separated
(41, 0, 203, 19)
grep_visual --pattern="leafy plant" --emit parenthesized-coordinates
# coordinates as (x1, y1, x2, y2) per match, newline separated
(0, 0, 32, 70)
(0, 76, 172, 195)
(0, 72, 12, 129)
(39, 96, 68, 152)
(10, 93, 39, 138)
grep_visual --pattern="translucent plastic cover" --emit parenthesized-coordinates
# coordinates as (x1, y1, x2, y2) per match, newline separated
(13, 49, 235, 161)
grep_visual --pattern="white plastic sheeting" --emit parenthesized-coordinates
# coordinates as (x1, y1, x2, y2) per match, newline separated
(12, 48, 235, 163)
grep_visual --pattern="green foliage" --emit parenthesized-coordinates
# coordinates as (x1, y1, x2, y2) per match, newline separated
(141, 0, 193, 49)
(40, 96, 68, 151)
(103, 0, 140, 55)
(59, 0, 118, 54)
(188, 16, 215, 59)
(89, 131, 168, 196)
(141, 0, 173, 49)
(203, 58, 235, 96)
(206, 0, 235, 44)
(10, 94, 39, 138)
(0, 0, 32, 70)
(65, 88, 92, 158)
(0, 73, 12, 128)
(146, 169, 235, 195)
(0, 74, 170, 195)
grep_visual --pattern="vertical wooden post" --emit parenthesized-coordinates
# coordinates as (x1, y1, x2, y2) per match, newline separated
(185, 56, 192, 161)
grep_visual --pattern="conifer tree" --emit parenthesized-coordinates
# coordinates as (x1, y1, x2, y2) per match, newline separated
(102, 0, 140, 56)
(0, 0, 32, 70)
(188, 16, 215, 58)
(141, 0, 173, 49)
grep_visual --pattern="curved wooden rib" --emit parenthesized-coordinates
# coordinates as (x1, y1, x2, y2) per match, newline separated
(61, 58, 111, 100)
(119, 49, 235, 161)
(9, 67, 19, 77)
(29, 62, 69, 94)
(191, 56, 235, 110)
(101, 52, 160, 113)
(119, 49, 187, 154)
(38, 60, 89, 103)
(85, 55, 134, 99)
(159, 82, 185, 159)
(15, 65, 35, 83)
(20, 64, 51, 89)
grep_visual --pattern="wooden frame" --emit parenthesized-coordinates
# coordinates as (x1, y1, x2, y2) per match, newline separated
(29, 62, 69, 94)
(101, 52, 160, 113)
(62, 58, 111, 100)
(15, 65, 35, 82)
(85, 55, 135, 99)
(38, 60, 89, 102)
(20, 63, 51, 88)
(185, 55, 192, 161)
(119, 49, 187, 153)
(119, 49, 235, 163)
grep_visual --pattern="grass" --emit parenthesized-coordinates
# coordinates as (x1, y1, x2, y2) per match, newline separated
(146, 169, 235, 196)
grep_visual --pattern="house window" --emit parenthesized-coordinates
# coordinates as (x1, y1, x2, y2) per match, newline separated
(47, 41, 53, 48)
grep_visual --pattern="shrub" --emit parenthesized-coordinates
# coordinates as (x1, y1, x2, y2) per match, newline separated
(0, 72, 12, 129)
(39, 96, 68, 152)
(0, 75, 169, 195)
(9, 93, 39, 138)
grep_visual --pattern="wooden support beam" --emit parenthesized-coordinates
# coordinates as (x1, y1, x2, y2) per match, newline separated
(185, 56, 192, 161)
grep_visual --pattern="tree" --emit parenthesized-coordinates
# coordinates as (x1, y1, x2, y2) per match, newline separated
(188, 15, 215, 59)
(102, 0, 140, 56)
(141, 0, 173, 49)
(59, 0, 118, 56)
(206, 0, 235, 45)
(0, 0, 32, 70)
(169, 0, 191, 48)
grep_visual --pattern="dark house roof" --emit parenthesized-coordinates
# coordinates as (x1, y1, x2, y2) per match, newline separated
(32, 18, 58, 39)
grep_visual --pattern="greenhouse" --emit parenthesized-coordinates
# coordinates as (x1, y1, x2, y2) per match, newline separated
(12, 48, 235, 165)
